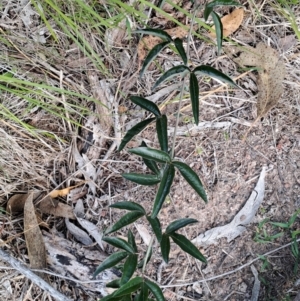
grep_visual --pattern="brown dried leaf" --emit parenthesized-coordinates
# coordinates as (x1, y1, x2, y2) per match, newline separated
(37, 196, 76, 219)
(231, 42, 286, 117)
(24, 193, 47, 275)
(6, 192, 41, 214)
(210, 8, 244, 38)
(49, 182, 85, 198)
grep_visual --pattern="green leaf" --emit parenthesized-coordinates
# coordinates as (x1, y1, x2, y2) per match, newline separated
(156, 115, 168, 152)
(211, 11, 223, 54)
(193, 65, 238, 87)
(119, 118, 156, 151)
(270, 222, 289, 229)
(110, 201, 146, 215)
(140, 41, 170, 78)
(172, 161, 207, 203)
(288, 209, 300, 227)
(121, 295, 132, 301)
(151, 164, 175, 218)
(204, 0, 242, 20)
(93, 251, 128, 278)
(170, 233, 207, 263)
(129, 147, 171, 163)
(173, 38, 187, 65)
(121, 254, 138, 285)
(165, 218, 198, 235)
(105, 211, 145, 235)
(147, 216, 162, 242)
(114, 276, 143, 297)
(122, 173, 160, 186)
(134, 29, 172, 42)
(189, 72, 199, 125)
(138, 282, 149, 301)
(130, 96, 161, 117)
(106, 279, 121, 288)
(140, 142, 160, 175)
(98, 294, 122, 301)
(145, 279, 165, 301)
(103, 237, 135, 253)
(152, 65, 190, 90)
(160, 234, 170, 263)
(128, 230, 138, 253)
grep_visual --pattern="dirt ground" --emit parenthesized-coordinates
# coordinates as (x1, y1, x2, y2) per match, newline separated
(1, 0, 300, 300)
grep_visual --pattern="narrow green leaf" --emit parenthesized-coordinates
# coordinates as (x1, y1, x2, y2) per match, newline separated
(121, 295, 132, 301)
(211, 11, 223, 54)
(173, 38, 187, 65)
(151, 164, 175, 218)
(134, 29, 172, 42)
(204, 0, 242, 20)
(110, 201, 146, 214)
(147, 216, 162, 242)
(93, 251, 128, 278)
(105, 211, 145, 235)
(103, 237, 135, 253)
(172, 160, 207, 203)
(141, 142, 160, 175)
(189, 72, 199, 125)
(129, 147, 171, 163)
(114, 276, 143, 297)
(122, 173, 160, 186)
(160, 234, 170, 263)
(98, 294, 122, 301)
(128, 229, 138, 253)
(130, 96, 161, 117)
(106, 279, 121, 288)
(140, 41, 170, 78)
(145, 279, 165, 301)
(121, 254, 138, 285)
(288, 209, 300, 227)
(156, 115, 168, 152)
(152, 65, 190, 90)
(138, 282, 149, 301)
(165, 218, 198, 235)
(170, 233, 207, 263)
(193, 65, 238, 87)
(119, 118, 155, 151)
(271, 222, 289, 229)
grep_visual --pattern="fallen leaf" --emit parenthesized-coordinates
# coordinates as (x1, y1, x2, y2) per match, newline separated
(38, 196, 76, 219)
(135, 224, 151, 246)
(210, 8, 244, 38)
(65, 218, 93, 245)
(230, 42, 286, 117)
(24, 193, 47, 276)
(6, 192, 41, 214)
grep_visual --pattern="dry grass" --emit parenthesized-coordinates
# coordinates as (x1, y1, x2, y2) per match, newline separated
(0, 0, 300, 300)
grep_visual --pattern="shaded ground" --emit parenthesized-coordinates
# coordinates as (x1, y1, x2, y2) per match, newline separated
(0, 0, 300, 300)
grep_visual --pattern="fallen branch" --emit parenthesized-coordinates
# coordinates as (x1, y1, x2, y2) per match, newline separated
(0, 248, 72, 301)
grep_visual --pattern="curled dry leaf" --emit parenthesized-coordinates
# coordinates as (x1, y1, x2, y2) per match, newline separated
(210, 8, 244, 38)
(24, 193, 47, 276)
(49, 182, 85, 198)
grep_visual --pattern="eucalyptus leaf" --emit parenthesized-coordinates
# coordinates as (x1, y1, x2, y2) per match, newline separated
(170, 233, 207, 263)
(110, 201, 146, 214)
(189, 72, 199, 125)
(129, 147, 171, 163)
(165, 218, 198, 235)
(160, 234, 170, 263)
(156, 115, 168, 152)
(105, 211, 145, 235)
(122, 173, 160, 185)
(119, 118, 155, 151)
(93, 251, 128, 278)
(151, 164, 175, 218)
(152, 65, 190, 90)
(130, 96, 161, 117)
(140, 41, 170, 78)
(193, 65, 238, 87)
(172, 160, 207, 203)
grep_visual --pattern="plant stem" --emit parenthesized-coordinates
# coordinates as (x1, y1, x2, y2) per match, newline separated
(170, 8, 198, 159)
